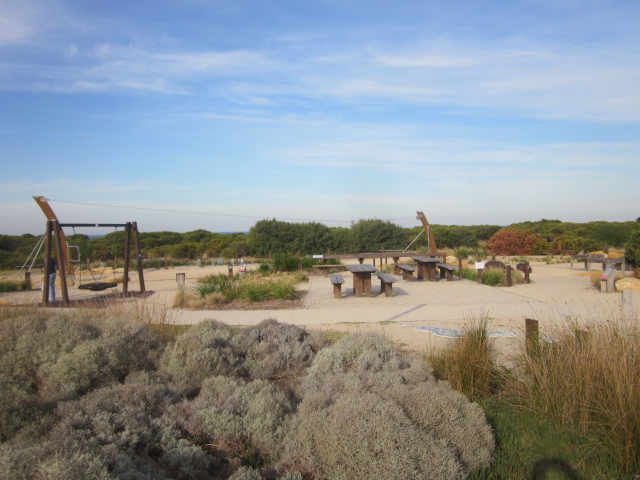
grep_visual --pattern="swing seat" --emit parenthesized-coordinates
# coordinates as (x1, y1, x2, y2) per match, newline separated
(78, 282, 118, 291)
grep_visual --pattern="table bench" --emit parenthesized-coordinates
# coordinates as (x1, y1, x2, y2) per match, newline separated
(376, 273, 398, 297)
(329, 274, 345, 298)
(394, 264, 416, 281)
(437, 263, 456, 281)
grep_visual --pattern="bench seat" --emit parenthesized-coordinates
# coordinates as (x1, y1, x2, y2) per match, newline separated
(376, 273, 398, 297)
(394, 264, 416, 281)
(436, 263, 456, 281)
(329, 274, 345, 298)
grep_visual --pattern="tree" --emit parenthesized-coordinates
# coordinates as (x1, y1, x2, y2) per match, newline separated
(624, 229, 640, 265)
(349, 219, 405, 253)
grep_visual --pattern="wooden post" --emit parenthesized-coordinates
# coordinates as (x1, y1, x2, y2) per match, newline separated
(458, 257, 463, 279)
(53, 221, 69, 306)
(525, 318, 539, 357)
(176, 273, 185, 289)
(477, 268, 483, 284)
(133, 222, 145, 292)
(123, 223, 131, 294)
(228, 264, 233, 277)
(524, 261, 530, 284)
(43, 220, 53, 305)
(506, 265, 513, 287)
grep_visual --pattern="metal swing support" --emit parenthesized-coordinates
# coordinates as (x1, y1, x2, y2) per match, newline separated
(42, 220, 146, 307)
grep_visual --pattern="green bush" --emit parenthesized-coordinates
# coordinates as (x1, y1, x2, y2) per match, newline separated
(0, 377, 42, 441)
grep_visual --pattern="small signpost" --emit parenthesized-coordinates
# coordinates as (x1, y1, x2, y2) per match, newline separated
(600, 268, 615, 293)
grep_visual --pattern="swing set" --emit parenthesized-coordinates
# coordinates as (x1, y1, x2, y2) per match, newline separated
(32, 196, 146, 306)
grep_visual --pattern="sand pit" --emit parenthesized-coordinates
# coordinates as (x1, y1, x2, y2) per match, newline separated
(2, 261, 638, 357)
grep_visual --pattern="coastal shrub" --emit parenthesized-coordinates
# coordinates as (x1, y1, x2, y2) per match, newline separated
(38, 318, 163, 402)
(282, 333, 494, 479)
(161, 320, 244, 390)
(287, 392, 464, 480)
(0, 377, 42, 441)
(481, 267, 505, 287)
(235, 319, 324, 381)
(229, 466, 264, 480)
(0, 314, 163, 403)
(308, 331, 406, 375)
(0, 382, 215, 480)
(178, 375, 295, 460)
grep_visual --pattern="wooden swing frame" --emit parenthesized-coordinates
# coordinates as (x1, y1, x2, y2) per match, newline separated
(42, 220, 146, 306)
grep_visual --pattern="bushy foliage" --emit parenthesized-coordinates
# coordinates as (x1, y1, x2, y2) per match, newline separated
(624, 229, 640, 265)
(0, 383, 215, 479)
(282, 333, 495, 479)
(161, 320, 244, 390)
(235, 319, 325, 381)
(177, 375, 295, 460)
(485, 229, 542, 255)
(0, 314, 163, 404)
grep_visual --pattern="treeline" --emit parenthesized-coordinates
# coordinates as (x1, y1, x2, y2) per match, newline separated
(1, 218, 638, 270)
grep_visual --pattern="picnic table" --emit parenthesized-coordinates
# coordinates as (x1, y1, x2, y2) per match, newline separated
(412, 256, 440, 281)
(347, 263, 377, 297)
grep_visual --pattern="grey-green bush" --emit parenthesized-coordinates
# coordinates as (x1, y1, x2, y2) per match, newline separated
(161, 320, 245, 390)
(179, 376, 294, 459)
(228, 466, 264, 480)
(0, 377, 42, 441)
(282, 333, 495, 479)
(234, 319, 325, 381)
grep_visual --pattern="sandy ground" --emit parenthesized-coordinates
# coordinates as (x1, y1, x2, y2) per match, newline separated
(2, 261, 638, 358)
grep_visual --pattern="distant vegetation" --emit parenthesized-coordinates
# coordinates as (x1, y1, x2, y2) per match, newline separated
(2, 218, 639, 270)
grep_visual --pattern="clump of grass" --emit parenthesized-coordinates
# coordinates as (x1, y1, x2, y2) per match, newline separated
(0, 279, 31, 293)
(510, 317, 640, 473)
(427, 316, 501, 399)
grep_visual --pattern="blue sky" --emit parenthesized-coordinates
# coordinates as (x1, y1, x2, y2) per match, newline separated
(1, 0, 639, 236)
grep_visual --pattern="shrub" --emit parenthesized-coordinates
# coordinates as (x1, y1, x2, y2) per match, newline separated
(282, 333, 494, 479)
(180, 376, 295, 460)
(288, 392, 465, 480)
(624, 229, 640, 265)
(485, 229, 540, 255)
(161, 320, 244, 390)
(0, 377, 42, 441)
(272, 253, 300, 272)
(229, 466, 264, 480)
(480, 267, 505, 287)
(235, 319, 324, 381)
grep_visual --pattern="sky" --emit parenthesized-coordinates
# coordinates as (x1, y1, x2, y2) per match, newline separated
(1, 0, 639, 236)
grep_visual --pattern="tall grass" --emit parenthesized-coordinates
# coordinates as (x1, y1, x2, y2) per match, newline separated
(427, 316, 500, 400)
(509, 317, 640, 473)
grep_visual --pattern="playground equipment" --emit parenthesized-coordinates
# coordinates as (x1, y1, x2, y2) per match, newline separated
(32, 196, 146, 306)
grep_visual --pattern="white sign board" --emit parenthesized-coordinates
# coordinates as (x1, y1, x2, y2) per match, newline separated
(475, 262, 485, 270)
(312, 255, 323, 259)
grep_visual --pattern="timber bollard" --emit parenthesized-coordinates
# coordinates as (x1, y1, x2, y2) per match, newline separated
(524, 261, 530, 284)
(477, 269, 483, 284)
(506, 266, 512, 287)
(228, 264, 233, 278)
(176, 273, 185, 289)
(458, 257, 463, 279)
(525, 318, 539, 357)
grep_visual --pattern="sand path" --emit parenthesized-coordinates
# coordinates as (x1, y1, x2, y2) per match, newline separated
(3, 261, 638, 355)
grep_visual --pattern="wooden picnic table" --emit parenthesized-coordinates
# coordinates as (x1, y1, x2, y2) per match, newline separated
(412, 256, 440, 282)
(347, 264, 377, 297)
